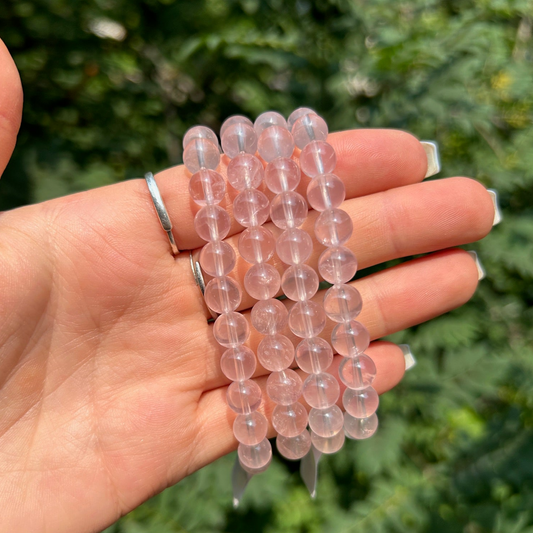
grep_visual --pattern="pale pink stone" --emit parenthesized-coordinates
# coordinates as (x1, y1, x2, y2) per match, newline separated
(204, 276, 241, 314)
(238, 226, 276, 265)
(257, 126, 295, 162)
(189, 169, 226, 206)
(257, 334, 294, 371)
(233, 412, 268, 445)
(265, 157, 300, 193)
(183, 138, 220, 173)
(251, 298, 288, 335)
(343, 387, 379, 419)
(244, 263, 281, 301)
(339, 354, 377, 390)
(311, 429, 345, 454)
(220, 115, 253, 137)
(302, 372, 340, 409)
(287, 107, 317, 130)
(226, 379, 262, 414)
(233, 189, 270, 228)
(281, 265, 319, 302)
(213, 312, 250, 348)
(275, 228, 313, 266)
(344, 412, 378, 440)
(270, 191, 308, 229)
(254, 111, 287, 135)
(276, 429, 312, 460)
(199, 241, 236, 277)
(306, 174, 345, 212)
(266, 369, 303, 405)
(323, 284, 363, 323)
(183, 125, 219, 150)
(308, 405, 344, 438)
(288, 300, 326, 339)
(299, 140, 336, 177)
(314, 208, 353, 246)
(193, 205, 231, 242)
(221, 122, 257, 159)
(238, 438, 272, 472)
(272, 403, 308, 438)
(220, 345, 257, 381)
(227, 153, 264, 191)
(331, 320, 370, 357)
(295, 338, 333, 374)
(291, 113, 328, 149)
(318, 246, 358, 284)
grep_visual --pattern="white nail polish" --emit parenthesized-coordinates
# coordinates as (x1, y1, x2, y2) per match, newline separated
(399, 344, 416, 370)
(467, 251, 485, 280)
(420, 141, 441, 178)
(487, 189, 502, 226)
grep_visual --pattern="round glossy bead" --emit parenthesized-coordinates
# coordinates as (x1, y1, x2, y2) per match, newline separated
(238, 438, 272, 473)
(306, 174, 345, 212)
(233, 412, 268, 446)
(299, 140, 336, 177)
(276, 429, 312, 460)
(331, 320, 370, 357)
(204, 276, 242, 314)
(213, 312, 250, 348)
(323, 284, 363, 323)
(251, 298, 288, 335)
(343, 387, 379, 418)
(199, 241, 236, 277)
(233, 189, 270, 228)
(289, 300, 326, 338)
(344, 412, 378, 440)
(193, 205, 231, 242)
(244, 263, 280, 301)
(266, 369, 303, 405)
(311, 429, 345, 454)
(314, 208, 353, 246)
(272, 403, 308, 438)
(183, 125, 219, 150)
(221, 122, 257, 159)
(226, 379, 262, 414)
(238, 226, 276, 265)
(292, 113, 328, 149)
(287, 107, 317, 130)
(270, 191, 308, 229)
(339, 354, 377, 390)
(189, 169, 226, 206)
(227, 153, 264, 191)
(281, 265, 319, 302)
(220, 345, 257, 381)
(183, 138, 220, 173)
(295, 337, 333, 374)
(220, 115, 254, 137)
(318, 246, 358, 284)
(254, 111, 287, 135)
(308, 405, 344, 438)
(265, 157, 301, 193)
(257, 334, 294, 371)
(302, 372, 340, 409)
(276, 228, 313, 266)
(257, 126, 295, 162)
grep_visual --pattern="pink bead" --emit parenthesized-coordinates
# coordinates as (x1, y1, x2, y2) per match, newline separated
(276, 430, 312, 460)
(339, 354, 377, 390)
(287, 107, 317, 130)
(226, 379, 262, 414)
(233, 189, 270, 228)
(220, 115, 253, 137)
(275, 228, 313, 266)
(238, 438, 272, 472)
(299, 140, 336, 177)
(183, 125, 219, 150)
(226, 153, 264, 191)
(344, 412, 378, 440)
(233, 412, 268, 445)
(318, 246, 358, 284)
(291, 114, 328, 149)
(281, 265, 319, 302)
(183, 138, 220, 173)
(331, 320, 370, 357)
(270, 191, 308, 229)
(220, 345, 257, 381)
(308, 405, 344, 438)
(295, 338, 333, 374)
(323, 284, 363, 323)
(221, 122, 257, 159)
(244, 263, 280, 301)
(199, 241, 236, 277)
(288, 300, 326, 338)
(343, 387, 379, 418)
(238, 226, 275, 264)
(302, 372, 340, 409)
(265, 157, 300, 193)
(251, 298, 288, 335)
(204, 276, 242, 314)
(306, 174, 345, 212)
(311, 429, 345, 454)
(193, 205, 231, 242)
(189, 169, 226, 206)
(213, 312, 250, 348)
(257, 126, 295, 162)
(266, 369, 303, 405)
(272, 403, 308, 438)
(257, 334, 294, 371)
(314, 208, 353, 246)
(254, 111, 287, 135)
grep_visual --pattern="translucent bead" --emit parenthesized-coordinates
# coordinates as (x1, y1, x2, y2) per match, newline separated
(311, 429, 345, 454)
(226, 379, 262, 414)
(339, 354, 377, 390)
(193, 205, 231, 243)
(266, 369, 303, 405)
(318, 246, 358, 284)
(288, 300, 326, 339)
(238, 226, 275, 264)
(257, 126, 295, 162)
(299, 140, 336, 177)
(220, 115, 253, 137)
(251, 298, 288, 335)
(287, 107, 317, 130)
(244, 263, 280, 301)
(220, 345, 256, 381)
(199, 241, 236, 277)
(276, 429, 312, 460)
(331, 321, 370, 357)
(254, 111, 287, 135)
(257, 334, 294, 371)
(292, 113, 328, 149)
(221, 122, 257, 159)
(233, 412, 268, 446)
(189, 169, 226, 206)
(270, 191, 308, 229)
(272, 403, 308, 438)
(344, 412, 378, 440)
(183, 125, 219, 150)
(213, 312, 250, 348)
(302, 372, 340, 409)
(314, 208, 353, 246)
(281, 265, 319, 302)
(238, 438, 272, 472)
(308, 405, 344, 438)
(295, 337, 333, 374)
(264, 157, 300, 193)
(204, 276, 242, 314)
(275, 228, 313, 266)
(227, 153, 264, 191)
(183, 138, 220, 173)
(343, 387, 379, 418)
(233, 189, 270, 228)
(323, 284, 363, 323)
(306, 174, 345, 212)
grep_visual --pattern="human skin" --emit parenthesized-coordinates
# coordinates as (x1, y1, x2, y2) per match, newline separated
(0, 39, 495, 532)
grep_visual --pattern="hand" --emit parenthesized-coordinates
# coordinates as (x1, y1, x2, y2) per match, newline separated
(0, 40, 495, 533)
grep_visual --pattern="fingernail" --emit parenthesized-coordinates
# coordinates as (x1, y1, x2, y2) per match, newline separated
(420, 141, 441, 178)
(487, 189, 502, 226)
(399, 344, 416, 371)
(467, 251, 485, 280)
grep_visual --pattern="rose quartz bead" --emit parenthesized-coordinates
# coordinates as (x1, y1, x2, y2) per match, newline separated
(238, 437, 272, 472)
(318, 246, 358, 284)
(254, 111, 287, 135)
(244, 263, 280, 301)
(220, 115, 253, 137)
(265, 158, 300, 193)
(306, 174, 345, 212)
(233, 189, 270, 228)
(199, 241, 236, 277)
(344, 412, 378, 440)
(183, 125, 219, 150)
(257, 334, 294, 371)
(302, 372, 340, 409)
(266, 369, 303, 405)
(308, 405, 344, 438)
(221, 122, 257, 159)
(292, 113, 328, 149)
(276, 228, 313, 266)
(343, 387, 379, 418)
(270, 191, 308, 229)
(288, 300, 326, 338)
(204, 276, 242, 314)
(287, 107, 317, 130)
(295, 337, 333, 374)
(272, 403, 308, 438)
(238, 226, 275, 264)
(213, 312, 250, 348)
(323, 284, 363, 323)
(183, 138, 220, 173)
(251, 298, 288, 335)
(220, 345, 257, 381)
(189, 169, 226, 206)
(193, 205, 231, 243)
(299, 140, 336, 177)
(311, 429, 345, 454)
(314, 208, 353, 247)
(276, 429, 312, 460)
(339, 354, 377, 390)
(281, 265, 319, 302)
(227, 153, 264, 191)
(331, 320, 370, 357)
(226, 379, 262, 414)
(257, 126, 295, 162)
(233, 412, 268, 446)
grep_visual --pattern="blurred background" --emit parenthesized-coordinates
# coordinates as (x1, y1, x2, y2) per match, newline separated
(2, 0, 533, 531)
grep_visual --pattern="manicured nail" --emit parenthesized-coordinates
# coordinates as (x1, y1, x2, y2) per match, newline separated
(420, 141, 441, 178)
(487, 189, 502, 226)
(399, 344, 416, 370)
(467, 251, 485, 280)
